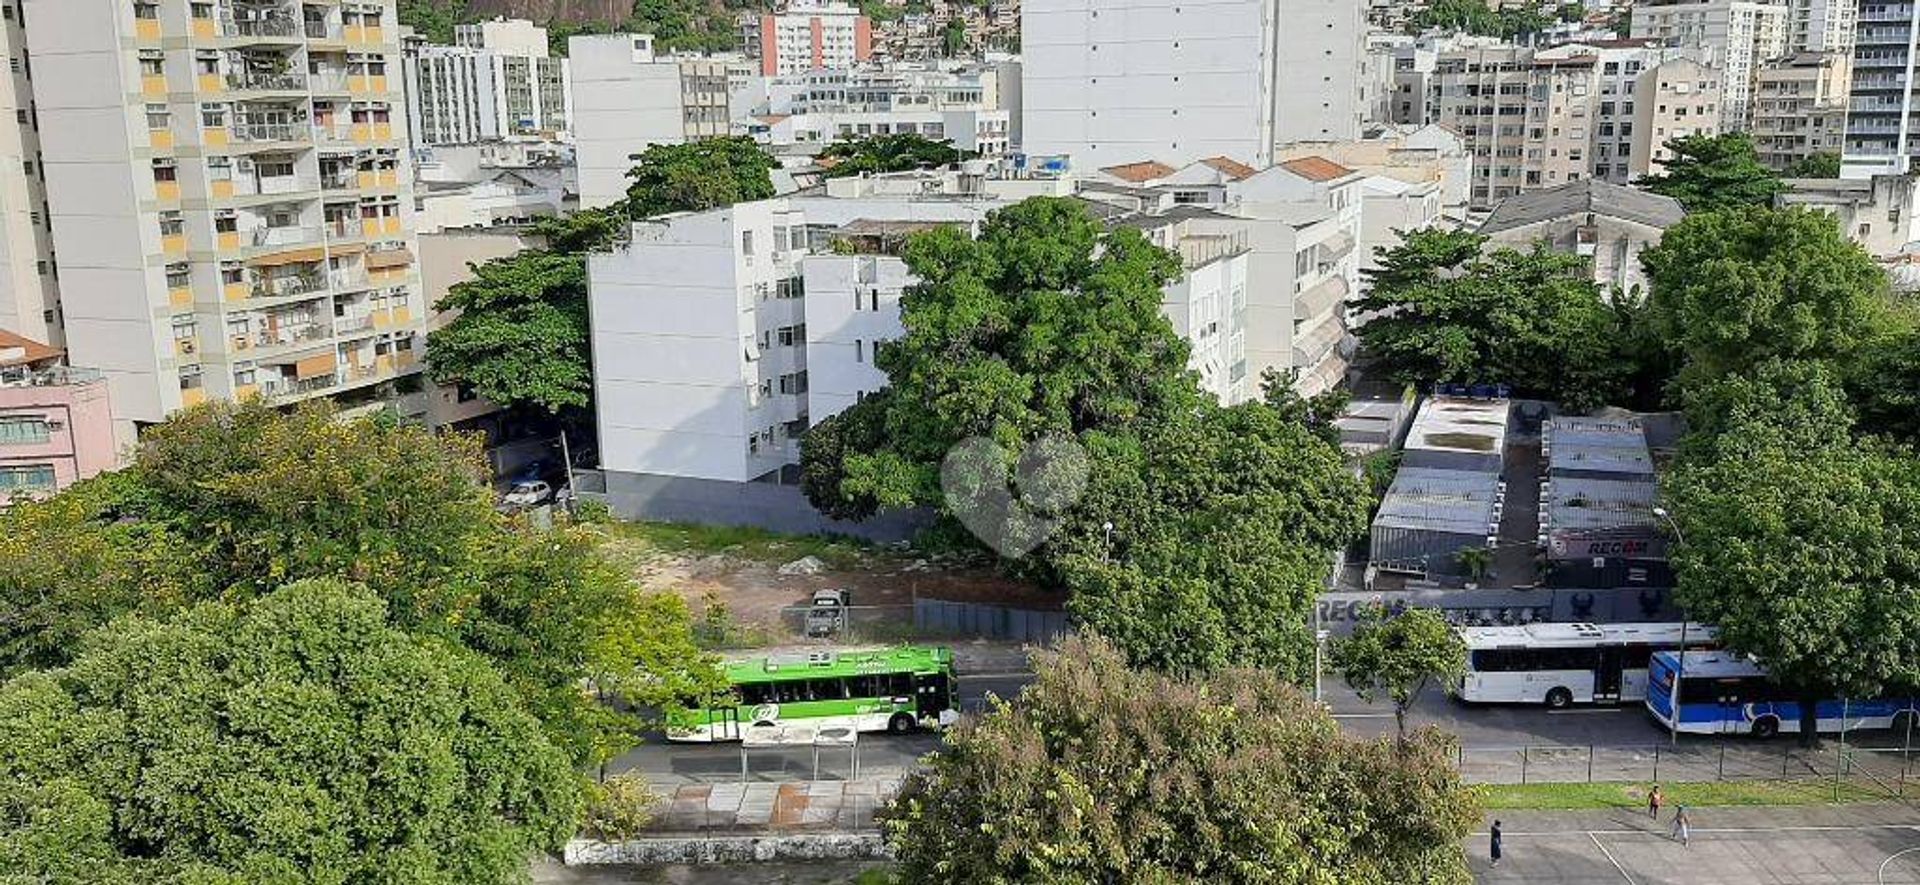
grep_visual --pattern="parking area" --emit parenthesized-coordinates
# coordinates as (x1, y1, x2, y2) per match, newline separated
(1474, 806, 1920, 884)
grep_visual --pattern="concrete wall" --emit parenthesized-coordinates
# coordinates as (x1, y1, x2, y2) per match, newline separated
(570, 35, 686, 210)
(598, 469, 929, 543)
(803, 253, 905, 423)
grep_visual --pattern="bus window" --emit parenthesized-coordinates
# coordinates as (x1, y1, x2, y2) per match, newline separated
(737, 683, 771, 706)
(806, 678, 849, 701)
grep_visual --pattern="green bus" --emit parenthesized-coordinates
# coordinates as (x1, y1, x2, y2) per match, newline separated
(666, 646, 959, 742)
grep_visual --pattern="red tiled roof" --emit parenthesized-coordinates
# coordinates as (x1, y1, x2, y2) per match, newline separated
(1199, 155, 1258, 181)
(1100, 160, 1178, 183)
(1279, 156, 1356, 182)
(0, 329, 59, 368)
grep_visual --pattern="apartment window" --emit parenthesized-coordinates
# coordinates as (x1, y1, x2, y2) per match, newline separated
(133, 1, 158, 20)
(777, 371, 809, 395)
(157, 211, 184, 237)
(0, 465, 55, 492)
(213, 211, 236, 234)
(12, 110, 23, 126)
(740, 229, 754, 256)
(233, 366, 256, 387)
(855, 338, 864, 363)
(0, 417, 50, 445)
(165, 262, 190, 288)
(776, 324, 805, 346)
(152, 158, 177, 183)
(145, 103, 169, 130)
(191, 2, 213, 19)
(138, 50, 164, 77)
(207, 157, 232, 182)
(179, 367, 203, 390)
(220, 261, 244, 284)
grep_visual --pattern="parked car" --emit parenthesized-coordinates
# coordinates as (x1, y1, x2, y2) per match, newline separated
(502, 480, 553, 508)
(805, 589, 851, 638)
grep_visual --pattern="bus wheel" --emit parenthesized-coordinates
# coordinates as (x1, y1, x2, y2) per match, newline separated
(1545, 688, 1573, 710)
(888, 713, 918, 735)
(1752, 717, 1780, 739)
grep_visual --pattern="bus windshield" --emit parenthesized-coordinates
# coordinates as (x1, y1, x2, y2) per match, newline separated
(1646, 651, 1919, 738)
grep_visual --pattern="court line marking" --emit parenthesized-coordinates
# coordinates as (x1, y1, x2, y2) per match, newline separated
(1589, 831, 1637, 884)
(1482, 824, 1920, 837)
(1330, 713, 1396, 719)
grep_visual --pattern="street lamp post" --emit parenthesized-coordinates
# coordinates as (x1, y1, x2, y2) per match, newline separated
(1653, 506, 1687, 746)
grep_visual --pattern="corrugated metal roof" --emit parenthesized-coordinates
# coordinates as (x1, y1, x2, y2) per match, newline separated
(1479, 179, 1684, 235)
(1544, 476, 1658, 531)
(1544, 416, 1654, 478)
(1374, 467, 1501, 535)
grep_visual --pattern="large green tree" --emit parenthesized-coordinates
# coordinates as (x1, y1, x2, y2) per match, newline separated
(881, 636, 1480, 884)
(1639, 206, 1889, 392)
(0, 401, 719, 766)
(624, 136, 778, 218)
(819, 133, 974, 178)
(1353, 228, 1627, 410)
(1786, 152, 1843, 179)
(1636, 133, 1784, 212)
(1665, 421, 1920, 743)
(801, 197, 1368, 674)
(1330, 606, 1468, 739)
(426, 251, 593, 413)
(0, 580, 583, 883)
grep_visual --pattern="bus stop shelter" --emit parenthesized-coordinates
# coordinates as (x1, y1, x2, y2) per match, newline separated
(739, 722, 860, 782)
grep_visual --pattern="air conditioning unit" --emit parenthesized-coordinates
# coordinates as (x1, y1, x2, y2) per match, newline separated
(179, 339, 197, 354)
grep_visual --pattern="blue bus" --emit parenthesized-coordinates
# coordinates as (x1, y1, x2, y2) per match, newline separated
(1646, 651, 1920, 738)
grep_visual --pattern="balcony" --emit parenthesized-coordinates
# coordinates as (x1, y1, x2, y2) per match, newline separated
(254, 324, 331, 351)
(227, 16, 301, 39)
(251, 225, 320, 248)
(309, 71, 350, 93)
(231, 122, 308, 144)
(305, 21, 344, 41)
(328, 269, 370, 290)
(226, 71, 308, 93)
(262, 374, 337, 399)
(313, 124, 354, 145)
(321, 170, 357, 191)
(333, 313, 376, 335)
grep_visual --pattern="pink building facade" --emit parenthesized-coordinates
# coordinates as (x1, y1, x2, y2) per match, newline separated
(0, 365, 118, 505)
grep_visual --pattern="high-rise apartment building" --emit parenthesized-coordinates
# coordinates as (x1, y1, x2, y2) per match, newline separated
(1021, 0, 1368, 172)
(24, 0, 427, 428)
(1630, 0, 1788, 127)
(746, 0, 871, 77)
(1843, 0, 1920, 177)
(1787, 0, 1858, 53)
(1753, 51, 1849, 170)
(0, 0, 59, 348)
(570, 34, 742, 209)
(403, 20, 571, 148)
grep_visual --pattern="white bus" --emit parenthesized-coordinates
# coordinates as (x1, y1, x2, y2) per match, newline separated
(1455, 622, 1717, 708)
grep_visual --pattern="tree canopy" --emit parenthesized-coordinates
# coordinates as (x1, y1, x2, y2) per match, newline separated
(1330, 606, 1468, 739)
(0, 580, 583, 884)
(819, 133, 975, 178)
(1636, 133, 1785, 212)
(1639, 206, 1889, 392)
(427, 251, 593, 414)
(624, 137, 778, 218)
(1786, 152, 1843, 179)
(0, 401, 719, 767)
(1407, 0, 1554, 37)
(881, 635, 1480, 884)
(801, 198, 1368, 673)
(1353, 228, 1627, 410)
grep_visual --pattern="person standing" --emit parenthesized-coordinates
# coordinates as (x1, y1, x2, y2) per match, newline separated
(1648, 783, 1663, 819)
(1671, 805, 1691, 845)
(1490, 819, 1504, 867)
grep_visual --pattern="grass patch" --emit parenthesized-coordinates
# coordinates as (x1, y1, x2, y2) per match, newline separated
(600, 520, 883, 569)
(1480, 779, 1890, 810)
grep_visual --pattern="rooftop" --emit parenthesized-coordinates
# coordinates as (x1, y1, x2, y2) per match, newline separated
(1406, 397, 1512, 456)
(1100, 160, 1178, 183)
(1199, 155, 1259, 181)
(0, 330, 59, 368)
(1479, 179, 1686, 234)
(1544, 416, 1655, 478)
(1279, 156, 1358, 183)
(1374, 467, 1502, 536)
(1543, 476, 1660, 531)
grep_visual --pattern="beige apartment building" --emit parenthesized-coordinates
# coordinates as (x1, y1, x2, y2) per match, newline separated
(1633, 56, 1724, 176)
(0, 1, 58, 348)
(1630, 0, 1789, 127)
(21, 0, 426, 430)
(1751, 51, 1849, 170)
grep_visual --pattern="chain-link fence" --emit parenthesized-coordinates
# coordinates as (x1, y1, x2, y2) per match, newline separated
(1455, 741, 1920, 798)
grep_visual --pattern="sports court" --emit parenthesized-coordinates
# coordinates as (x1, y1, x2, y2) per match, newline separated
(1472, 805, 1920, 884)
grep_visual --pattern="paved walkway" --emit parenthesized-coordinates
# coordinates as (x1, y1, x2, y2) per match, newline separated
(649, 778, 901, 834)
(1474, 803, 1920, 884)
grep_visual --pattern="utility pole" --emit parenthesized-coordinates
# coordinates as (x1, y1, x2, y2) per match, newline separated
(557, 431, 577, 514)
(1653, 507, 1686, 746)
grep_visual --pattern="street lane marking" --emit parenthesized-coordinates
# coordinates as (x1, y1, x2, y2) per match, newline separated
(1547, 708, 1631, 715)
(1589, 831, 1637, 884)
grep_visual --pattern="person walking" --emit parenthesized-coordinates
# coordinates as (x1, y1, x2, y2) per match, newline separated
(1671, 805, 1691, 846)
(1647, 783, 1663, 819)
(1490, 819, 1503, 867)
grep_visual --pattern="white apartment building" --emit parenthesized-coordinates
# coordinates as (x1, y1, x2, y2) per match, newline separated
(456, 18, 549, 56)
(1843, 0, 1919, 177)
(0, 0, 58, 348)
(570, 34, 743, 209)
(1787, 0, 1857, 53)
(737, 64, 1006, 117)
(1110, 207, 1253, 404)
(403, 43, 571, 147)
(1275, 123, 1475, 217)
(1630, 0, 1788, 127)
(801, 241, 908, 421)
(591, 199, 813, 485)
(1021, 0, 1367, 172)
(747, 0, 872, 76)
(1226, 157, 1364, 396)
(748, 109, 1011, 157)
(1753, 51, 1850, 170)
(25, 0, 427, 428)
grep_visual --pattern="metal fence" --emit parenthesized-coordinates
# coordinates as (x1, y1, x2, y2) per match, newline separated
(913, 599, 1069, 643)
(1456, 741, 1920, 797)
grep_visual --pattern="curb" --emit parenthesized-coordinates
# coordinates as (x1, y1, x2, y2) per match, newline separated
(565, 832, 889, 866)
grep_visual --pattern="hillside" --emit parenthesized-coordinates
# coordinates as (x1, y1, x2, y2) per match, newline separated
(397, 0, 770, 53)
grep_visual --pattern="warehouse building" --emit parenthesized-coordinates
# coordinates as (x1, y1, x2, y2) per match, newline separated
(1401, 396, 1511, 473)
(1370, 467, 1503, 577)
(1541, 416, 1654, 482)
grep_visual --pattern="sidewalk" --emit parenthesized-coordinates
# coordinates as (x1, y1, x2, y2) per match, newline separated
(648, 778, 903, 835)
(1473, 803, 1920, 884)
